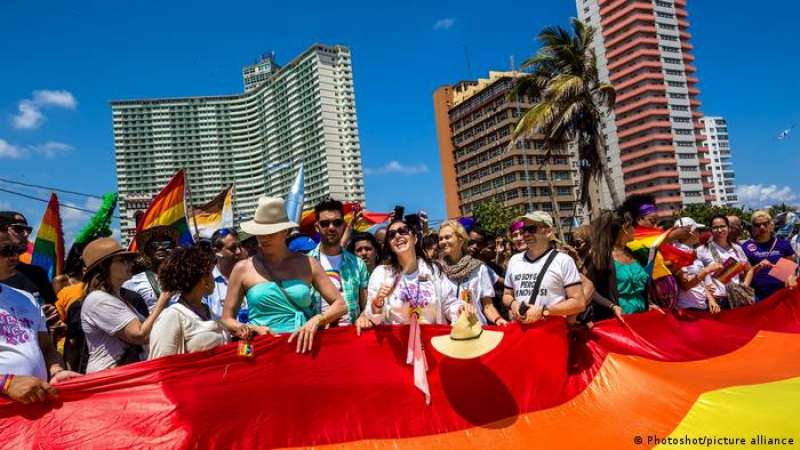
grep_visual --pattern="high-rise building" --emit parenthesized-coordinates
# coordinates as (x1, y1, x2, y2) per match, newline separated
(699, 116, 738, 206)
(242, 52, 281, 91)
(577, 0, 713, 215)
(433, 71, 580, 226)
(113, 44, 365, 243)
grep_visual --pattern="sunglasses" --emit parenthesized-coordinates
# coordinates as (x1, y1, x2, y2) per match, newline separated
(522, 224, 541, 234)
(386, 226, 412, 241)
(217, 228, 235, 238)
(318, 219, 345, 228)
(147, 240, 175, 251)
(0, 242, 25, 257)
(752, 222, 771, 229)
(2, 224, 32, 236)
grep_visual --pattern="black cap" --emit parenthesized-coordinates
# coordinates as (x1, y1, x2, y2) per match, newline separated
(0, 211, 27, 227)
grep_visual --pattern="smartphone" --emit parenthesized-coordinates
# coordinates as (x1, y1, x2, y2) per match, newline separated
(394, 205, 405, 220)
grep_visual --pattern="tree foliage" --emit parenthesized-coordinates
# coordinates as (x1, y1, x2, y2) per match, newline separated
(674, 204, 751, 226)
(471, 199, 519, 235)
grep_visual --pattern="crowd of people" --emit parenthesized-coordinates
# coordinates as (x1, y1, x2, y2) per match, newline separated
(2, 193, 799, 404)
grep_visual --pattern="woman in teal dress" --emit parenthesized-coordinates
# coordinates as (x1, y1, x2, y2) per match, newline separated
(221, 197, 347, 354)
(585, 211, 650, 320)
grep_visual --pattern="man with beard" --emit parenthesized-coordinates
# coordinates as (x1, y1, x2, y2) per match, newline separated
(122, 226, 178, 312)
(308, 199, 369, 326)
(0, 212, 57, 306)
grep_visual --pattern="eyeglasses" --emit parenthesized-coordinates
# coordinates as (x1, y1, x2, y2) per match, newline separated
(0, 242, 25, 257)
(318, 219, 345, 228)
(386, 226, 412, 241)
(147, 240, 174, 251)
(2, 224, 32, 236)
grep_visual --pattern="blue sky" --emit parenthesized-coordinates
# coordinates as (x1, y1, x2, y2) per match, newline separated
(1, 0, 799, 242)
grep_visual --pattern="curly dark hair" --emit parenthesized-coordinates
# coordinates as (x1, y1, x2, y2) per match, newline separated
(157, 245, 216, 294)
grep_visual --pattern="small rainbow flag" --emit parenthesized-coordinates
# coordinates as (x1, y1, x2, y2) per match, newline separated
(129, 170, 193, 251)
(30, 193, 65, 279)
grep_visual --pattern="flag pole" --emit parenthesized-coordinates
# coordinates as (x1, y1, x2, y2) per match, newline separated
(183, 169, 201, 241)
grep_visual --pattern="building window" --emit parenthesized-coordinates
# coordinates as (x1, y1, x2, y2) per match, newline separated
(661, 46, 680, 53)
(663, 57, 682, 64)
(659, 34, 678, 41)
(656, 12, 675, 19)
(669, 93, 688, 99)
(655, 0, 673, 6)
(667, 81, 685, 87)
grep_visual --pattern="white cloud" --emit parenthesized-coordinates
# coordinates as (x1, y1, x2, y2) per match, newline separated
(12, 89, 77, 130)
(0, 138, 73, 159)
(736, 184, 798, 208)
(364, 160, 429, 176)
(33, 141, 74, 158)
(433, 18, 455, 31)
(0, 139, 23, 158)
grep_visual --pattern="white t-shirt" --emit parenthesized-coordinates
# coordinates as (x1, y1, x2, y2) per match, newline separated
(0, 284, 47, 380)
(504, 249, 582, 307)
(149, 303, 228, 359)
(677, 259, 712, 310)
(696, 241, 747, 298)
(319, 252, 350, 325)
(365, 260, 459, 325)
(81, 290, 146, 374)
(443, 264, 496, 325)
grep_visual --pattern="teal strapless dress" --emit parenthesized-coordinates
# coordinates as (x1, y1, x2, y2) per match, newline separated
(245, 280, 313, 334)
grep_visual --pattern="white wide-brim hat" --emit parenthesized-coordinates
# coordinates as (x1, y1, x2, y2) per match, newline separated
(431, 310, 504, 359)
(240, 196, 298, 236)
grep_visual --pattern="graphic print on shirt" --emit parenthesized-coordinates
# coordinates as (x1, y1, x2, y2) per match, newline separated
(326, 270, 343, 292)
(512, 272, 548, 301)
(0, 307, 35, 345)
(398, 278, 433, 312)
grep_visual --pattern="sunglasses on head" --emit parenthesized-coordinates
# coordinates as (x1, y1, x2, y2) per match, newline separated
(386, 226, 412, 241)
(2, 224, 32, 235)
(318, 219, 345, 228)
(0, 242, 25, 257)
(217, 228, 235, 238)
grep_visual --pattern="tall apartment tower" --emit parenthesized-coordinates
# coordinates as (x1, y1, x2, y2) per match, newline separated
(433, 71, 580, 226)
(699, 116, 738, 206)
(242, 52, 281, 91)
(577, 0, 713, 215)
(113, 44, 365, 243)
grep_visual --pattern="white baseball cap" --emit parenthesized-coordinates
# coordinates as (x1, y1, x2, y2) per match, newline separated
(674, 217, 707, 231)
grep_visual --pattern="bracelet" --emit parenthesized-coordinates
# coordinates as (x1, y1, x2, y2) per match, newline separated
(1, 374, 14, 395)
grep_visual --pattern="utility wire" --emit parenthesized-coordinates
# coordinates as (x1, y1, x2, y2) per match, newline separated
(0, 177, 105, 200)
(0, 187, 120, 219)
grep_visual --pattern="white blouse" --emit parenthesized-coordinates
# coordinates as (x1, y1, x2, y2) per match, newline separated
(365, 259, 460, 325)
(149, 303, 229, 359)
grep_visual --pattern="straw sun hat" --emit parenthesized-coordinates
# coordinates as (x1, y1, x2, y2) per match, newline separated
(81, 238, 137, 279)
(241, 196, 298, 236)
(431, 310, 504, 359)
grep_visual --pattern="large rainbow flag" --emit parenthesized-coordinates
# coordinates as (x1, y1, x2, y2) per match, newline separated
(3, 289, 800, 448)
(129, 170, 192, 251)
(29, 193, 65, 279)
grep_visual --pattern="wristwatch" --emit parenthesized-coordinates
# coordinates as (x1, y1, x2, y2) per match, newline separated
(517, 302, 530, 317)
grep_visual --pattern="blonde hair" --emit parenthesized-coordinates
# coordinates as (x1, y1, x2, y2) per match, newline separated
(438, 220, 469, 254)
(751, 210, 772, 224)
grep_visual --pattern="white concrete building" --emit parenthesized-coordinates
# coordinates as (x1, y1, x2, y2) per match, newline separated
(113, 44, 365, 243)
(699, 116, 738, 206)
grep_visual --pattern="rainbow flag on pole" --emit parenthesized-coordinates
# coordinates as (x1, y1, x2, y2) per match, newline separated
(30, 193, 65, 279)
(129, 170, 192, 251)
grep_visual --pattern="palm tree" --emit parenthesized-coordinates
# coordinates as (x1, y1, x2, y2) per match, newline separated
(511, 18, 621, 230)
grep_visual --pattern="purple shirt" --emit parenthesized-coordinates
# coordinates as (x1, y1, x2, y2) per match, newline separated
(742, 237, 796, 301)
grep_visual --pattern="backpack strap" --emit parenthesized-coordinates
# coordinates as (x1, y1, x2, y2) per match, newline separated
(527, 249, 559, 306)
